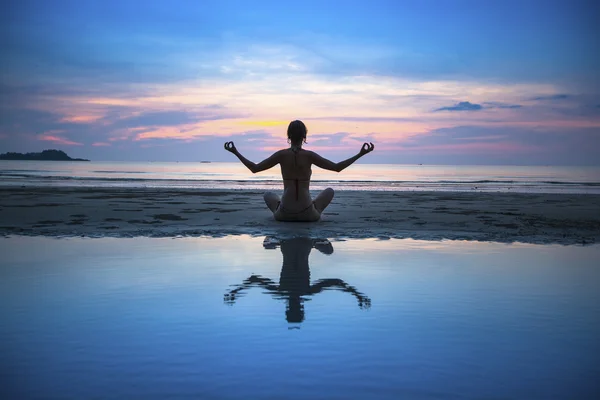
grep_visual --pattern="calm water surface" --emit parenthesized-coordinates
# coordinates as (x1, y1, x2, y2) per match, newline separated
(2, 161, 599, 193)
(1, 236, 599, 399)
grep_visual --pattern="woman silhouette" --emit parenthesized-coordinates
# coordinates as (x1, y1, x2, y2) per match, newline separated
(224, 120, 374, 221)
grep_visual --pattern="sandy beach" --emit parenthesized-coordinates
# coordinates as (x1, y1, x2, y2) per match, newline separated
(1, 187, 598, 244)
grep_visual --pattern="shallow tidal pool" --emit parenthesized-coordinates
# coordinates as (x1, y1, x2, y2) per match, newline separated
(1, 236, 599, 399)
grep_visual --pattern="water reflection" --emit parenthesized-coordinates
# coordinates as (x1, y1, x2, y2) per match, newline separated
(224, 237, 371, 323)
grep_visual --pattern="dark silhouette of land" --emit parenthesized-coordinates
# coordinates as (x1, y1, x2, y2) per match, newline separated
(225, 237, 371, 323)
(0, 149, 89, 161)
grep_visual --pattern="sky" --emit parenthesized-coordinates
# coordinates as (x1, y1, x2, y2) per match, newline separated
(1, 0, 599, 165)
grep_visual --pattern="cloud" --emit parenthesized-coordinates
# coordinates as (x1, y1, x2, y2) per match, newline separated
(38, 134, 83, 146)
(434, 101, 483, 112)
(402, 126, 507, 148)
(306, 132, 351, 147)
(3, 47, 596, 165)
(4, 0, 600, 94)
(109, 110, 217, 129)
(531, 94, 569, 101)
(392, 125, 600, 165)
(92, 142, 111, 147)
(305, 116, 421, 123)
(483, 102, 523, 109)
(238, 120, 289, 127)
(433, 101, 524, 113)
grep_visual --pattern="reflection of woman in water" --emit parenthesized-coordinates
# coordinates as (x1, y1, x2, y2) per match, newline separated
(224, 237, 371, 323)
(224, 120, 374, 221)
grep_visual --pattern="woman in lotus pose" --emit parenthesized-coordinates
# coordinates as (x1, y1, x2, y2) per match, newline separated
(224, 120, 374, 221)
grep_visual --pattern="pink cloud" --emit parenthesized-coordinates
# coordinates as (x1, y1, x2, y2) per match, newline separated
(92, 142, 111, 147)
(38, 134, 83, 146)
(262, 144, 355, 152)
(60, 115, 103, 123)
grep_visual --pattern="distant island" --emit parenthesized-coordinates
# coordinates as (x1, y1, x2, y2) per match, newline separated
(0, 149, 90, 161)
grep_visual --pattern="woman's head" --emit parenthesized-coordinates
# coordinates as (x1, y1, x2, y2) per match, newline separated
(287, 120, 307, 145)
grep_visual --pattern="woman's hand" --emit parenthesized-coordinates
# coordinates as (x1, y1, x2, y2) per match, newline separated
(359, 142, 374, 156)
(224, 141, 237, 154)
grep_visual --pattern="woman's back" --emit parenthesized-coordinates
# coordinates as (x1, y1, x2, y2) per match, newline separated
(279, 148, 313, 208)
(279, 148, 312, 181)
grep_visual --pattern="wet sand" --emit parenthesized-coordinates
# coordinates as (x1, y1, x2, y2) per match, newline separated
(0, 187, 599, 244)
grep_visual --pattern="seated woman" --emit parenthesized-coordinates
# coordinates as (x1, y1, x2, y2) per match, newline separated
(224, 120, 374, 221)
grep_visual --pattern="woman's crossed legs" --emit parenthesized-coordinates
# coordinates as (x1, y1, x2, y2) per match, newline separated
(263, 188, 334, 221)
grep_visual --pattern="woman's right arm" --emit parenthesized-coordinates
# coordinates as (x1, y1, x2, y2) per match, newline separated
(224, 141, 281, 173)
(310, 142, 374, 172)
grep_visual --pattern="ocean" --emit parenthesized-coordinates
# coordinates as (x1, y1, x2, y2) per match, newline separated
(1, 160, 599, 193)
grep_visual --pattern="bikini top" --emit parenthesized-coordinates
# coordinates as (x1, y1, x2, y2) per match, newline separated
(283, 147, 311, 200)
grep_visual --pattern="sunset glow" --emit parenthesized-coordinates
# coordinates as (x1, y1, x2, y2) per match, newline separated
(1, 0, 598, 164)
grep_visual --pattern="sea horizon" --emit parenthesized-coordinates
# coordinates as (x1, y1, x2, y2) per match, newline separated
(2, 160, 599, 194)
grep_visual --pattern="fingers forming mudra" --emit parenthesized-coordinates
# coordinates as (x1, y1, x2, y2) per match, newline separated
(224, 141, 236, 153)
(361, 142, 374, 154)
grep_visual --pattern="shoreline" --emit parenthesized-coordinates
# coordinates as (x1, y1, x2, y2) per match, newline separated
(1, 187, 599, 244)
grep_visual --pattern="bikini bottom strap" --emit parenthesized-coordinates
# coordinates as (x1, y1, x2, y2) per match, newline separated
(278, 202, 315, 215)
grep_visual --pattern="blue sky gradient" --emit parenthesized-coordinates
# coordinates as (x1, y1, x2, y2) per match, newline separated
(1, 0, 599, 164)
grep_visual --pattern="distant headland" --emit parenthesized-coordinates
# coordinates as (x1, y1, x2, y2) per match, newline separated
(0, 149, 90, 161)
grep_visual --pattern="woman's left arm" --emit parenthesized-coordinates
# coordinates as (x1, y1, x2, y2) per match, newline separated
(224, 141, 281, 173)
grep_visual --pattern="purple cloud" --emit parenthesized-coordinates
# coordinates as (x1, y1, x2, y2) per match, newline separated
(531, 94, 569, 101)
(434, 101, 483, 112)
(483, 102, 523, 109)
(434, 101, 524, 112)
